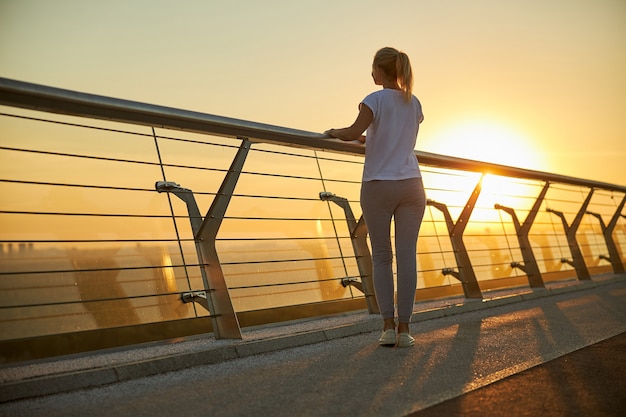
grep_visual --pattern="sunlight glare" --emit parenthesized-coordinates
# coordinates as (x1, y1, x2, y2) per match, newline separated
(477, 174, 518, 218)
(427, 120, 543, 170)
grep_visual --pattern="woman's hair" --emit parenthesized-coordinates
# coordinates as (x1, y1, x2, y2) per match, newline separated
(373, 47, 413, 102)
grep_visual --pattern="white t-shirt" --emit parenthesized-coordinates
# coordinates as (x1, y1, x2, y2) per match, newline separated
(361, 89, 423, 182)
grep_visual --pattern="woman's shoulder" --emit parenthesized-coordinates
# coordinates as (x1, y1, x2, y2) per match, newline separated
(363, 89, 420, 109)
(363, 89, 399, 103)
(363, 89, 385, 100)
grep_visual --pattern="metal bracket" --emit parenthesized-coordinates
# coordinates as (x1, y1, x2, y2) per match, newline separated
(510, 261, 527, 273)
(181, 291, 210, 312)
(341, 278, 364, 293)
(442, 267, 460, 280)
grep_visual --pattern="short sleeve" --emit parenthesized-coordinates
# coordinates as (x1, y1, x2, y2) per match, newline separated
(361, 92, 379, 118)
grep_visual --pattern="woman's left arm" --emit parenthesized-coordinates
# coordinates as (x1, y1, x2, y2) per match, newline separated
(325, 104, 373, 143)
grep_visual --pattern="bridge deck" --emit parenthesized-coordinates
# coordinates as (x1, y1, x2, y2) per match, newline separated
(1, 274, 625, 416)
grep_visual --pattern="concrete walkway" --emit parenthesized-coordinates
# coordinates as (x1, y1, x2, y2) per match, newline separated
(1, 274, 625, 416)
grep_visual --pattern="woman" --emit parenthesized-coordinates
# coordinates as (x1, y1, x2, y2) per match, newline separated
(325, 47, 426, 347)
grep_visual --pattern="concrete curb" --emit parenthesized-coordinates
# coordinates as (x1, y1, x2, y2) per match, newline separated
(1, 274, 623, 403)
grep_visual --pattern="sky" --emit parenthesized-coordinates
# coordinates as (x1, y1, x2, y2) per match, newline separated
(1, 0, 625, 186)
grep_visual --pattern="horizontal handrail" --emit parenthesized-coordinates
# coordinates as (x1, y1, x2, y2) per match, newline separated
(1, 77, 623, 192)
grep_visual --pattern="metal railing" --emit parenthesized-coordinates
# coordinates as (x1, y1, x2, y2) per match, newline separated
(1, 77, 625, 362)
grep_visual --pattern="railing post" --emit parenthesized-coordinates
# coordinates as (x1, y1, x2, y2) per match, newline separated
(193, 139, 252, 339)
(586, 194, 626, 274)
(495, 182, 549, 288)
(547, 188, 594, 280)
(427, 176, 484, 299)
(157, 139, 250, 339)
(319, 192, 379, 314)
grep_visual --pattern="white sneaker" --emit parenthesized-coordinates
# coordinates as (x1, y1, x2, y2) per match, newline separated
(397, 333, 415, 347)
(378, 329, 397, 346)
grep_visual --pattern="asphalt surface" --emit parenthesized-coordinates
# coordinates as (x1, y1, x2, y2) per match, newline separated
(1, 274, 625, 417)
(409, 332, 626, 417)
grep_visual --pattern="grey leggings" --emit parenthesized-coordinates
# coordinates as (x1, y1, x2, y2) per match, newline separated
(360, 177, 426, 323)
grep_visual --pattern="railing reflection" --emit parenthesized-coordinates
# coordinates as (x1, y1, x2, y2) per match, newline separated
(0, 77, 624, 362)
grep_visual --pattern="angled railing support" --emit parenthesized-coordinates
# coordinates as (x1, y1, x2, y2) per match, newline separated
(495, 182, 549, 288)
(319, 191, 379, 314)
(427, 175, 484, 299)
(586, 194, 626, 273)
(547, 188, 594, 280)
(156, 139, 251, 340)
(194, 139, 252, 339)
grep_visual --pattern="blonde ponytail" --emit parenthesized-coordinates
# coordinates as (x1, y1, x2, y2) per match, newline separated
(396, 52, 413, 103)
(373, 47, 414, 103)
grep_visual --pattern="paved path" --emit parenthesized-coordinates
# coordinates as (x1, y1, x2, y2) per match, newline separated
(409, 332, 626, 417)
(1, 274, 625, 416)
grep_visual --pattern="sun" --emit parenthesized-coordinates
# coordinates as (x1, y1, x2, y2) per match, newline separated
(426, 120, 544, 171)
